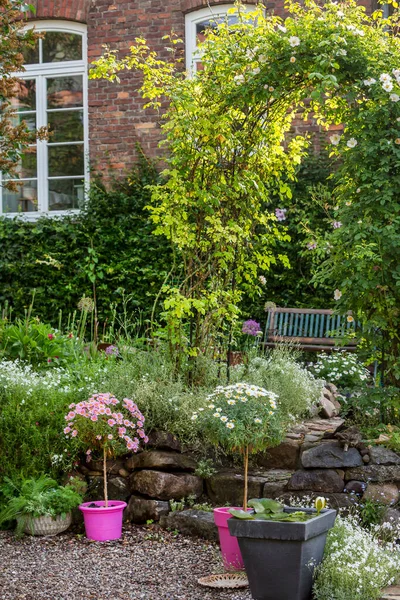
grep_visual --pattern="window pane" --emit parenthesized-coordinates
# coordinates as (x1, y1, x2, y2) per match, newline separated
(48, 110, 84, 143)
(11, 148, 37, 179)
(10, 112, 36, 132)
(2, 180, 38, 213)
(22, 40, 39, 65)
(196, 15, 239, 42)
(48, 144, 84, 177)
(47, 76, 83, 109)
(10, 80, 36, 112)
(43, 32, 83, 63)
(49, 178, 84, 211)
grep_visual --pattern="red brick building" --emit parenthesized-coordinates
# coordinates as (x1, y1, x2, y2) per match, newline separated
(2, 0, 380, 217)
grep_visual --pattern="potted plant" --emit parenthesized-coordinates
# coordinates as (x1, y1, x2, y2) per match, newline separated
(64, 392, 148, 541)
(228, 497, 336, 600)
(192, 382, 283, 570)
(0, 475, 83, 537)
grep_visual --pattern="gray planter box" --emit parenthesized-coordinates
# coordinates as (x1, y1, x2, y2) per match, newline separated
(228, 507, 336, 600)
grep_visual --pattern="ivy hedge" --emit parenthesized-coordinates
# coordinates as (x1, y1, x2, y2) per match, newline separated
(0, 156, 173, 328)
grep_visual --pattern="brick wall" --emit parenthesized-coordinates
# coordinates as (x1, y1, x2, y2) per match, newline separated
(28, 0, 378, 181)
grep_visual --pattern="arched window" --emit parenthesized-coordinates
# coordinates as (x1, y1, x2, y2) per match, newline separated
(1, 21, 88, 216)
(185, 4, 252, 73)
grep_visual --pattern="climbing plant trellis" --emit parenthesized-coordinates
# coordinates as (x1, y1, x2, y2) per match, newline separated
(91, 0, 400, 381)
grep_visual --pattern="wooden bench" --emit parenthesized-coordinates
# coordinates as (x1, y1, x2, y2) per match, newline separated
(264, 307, 358, 352)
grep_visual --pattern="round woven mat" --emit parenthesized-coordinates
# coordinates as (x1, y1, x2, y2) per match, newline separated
(197, 573, 249, 589)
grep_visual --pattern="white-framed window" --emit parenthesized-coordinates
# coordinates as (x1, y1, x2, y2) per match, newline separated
(0, 21, 88, 218)
(185, 4, 252, 73)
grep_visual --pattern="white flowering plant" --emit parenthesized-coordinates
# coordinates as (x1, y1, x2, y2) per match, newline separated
(192, 383, 284, 508)
(313, 515, 400, 600)
(309, 352, 370, 389)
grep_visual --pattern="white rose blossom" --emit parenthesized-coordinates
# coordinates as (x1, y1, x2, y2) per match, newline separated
(289, 36, 300, 47)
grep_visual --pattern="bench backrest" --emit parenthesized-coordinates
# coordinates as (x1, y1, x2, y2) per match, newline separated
(265, 308, 357, 346)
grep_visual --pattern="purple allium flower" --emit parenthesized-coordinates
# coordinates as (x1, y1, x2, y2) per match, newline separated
(105, 345, 119, 356)
(275, 208, 287, 221)
(242, 319, 262, 336)
(307, 241, 317, 250)
(332, 221, 342, 229)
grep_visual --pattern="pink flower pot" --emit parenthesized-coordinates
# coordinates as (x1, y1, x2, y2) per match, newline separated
(214, 507, 245, 571)
(79, 500, 127, 541)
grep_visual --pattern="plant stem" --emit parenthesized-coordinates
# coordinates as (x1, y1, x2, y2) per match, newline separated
(103, 446, 108, 508)
(243, 445, 249, 511)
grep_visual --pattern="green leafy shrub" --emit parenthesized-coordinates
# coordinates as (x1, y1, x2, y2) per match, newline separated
(341, 387, 400, 429)
(313, 516, 400, 600)
(233, 347, 324, 423)
(0, 475, 83, 536)
(0, 320, 76, 368)
(0, 155, 173, 328)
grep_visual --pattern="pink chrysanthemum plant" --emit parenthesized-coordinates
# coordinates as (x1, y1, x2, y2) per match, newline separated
(64, 393, 148, 507)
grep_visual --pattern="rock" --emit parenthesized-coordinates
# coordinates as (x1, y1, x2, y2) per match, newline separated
(258, 440, 301, 469)
(323, 388, 336, 403)
(369, 447, 400, 466)
(301, 441, 363, 469)
(319, 397, 337, 419)
(335, 469, 345, 479)
(304, 434, 324, 443)
(90, 459, 126, 476)
(87, 476, 130, 501)
(383, 507, 400, 526)
(263, 481, 289, 498)
(303, 417, 345, 437)
(147, 431, 181, 452)
(206, 470, 266, 506)
(130, 470, 203, 500)
(360, 447, 369, 456)
(160, 509, 218, 542)
(363, 483, 399, 506)
(126, 451, 196, 472)
(381, 585, 400, 599)
(363, 455, 370, 464)
(344, 480, 367, 495)
(125, 495, 170, 523)
(288, 469, 344, 493)
(325, 382, 338, 395)
(118, 468, 130, 478)
(345, 465, 400, 482)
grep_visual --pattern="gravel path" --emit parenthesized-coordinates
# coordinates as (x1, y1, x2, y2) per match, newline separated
(0, 525, 252, 600)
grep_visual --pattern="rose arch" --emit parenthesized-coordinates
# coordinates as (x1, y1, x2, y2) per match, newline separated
(92, 0, 400, 378)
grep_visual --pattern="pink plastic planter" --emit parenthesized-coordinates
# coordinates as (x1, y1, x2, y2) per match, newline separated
(214, 507, 245, 571)
(79, 500, 127, 541)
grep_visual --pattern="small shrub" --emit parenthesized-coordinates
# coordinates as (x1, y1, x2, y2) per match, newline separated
(308, 351, 370, 389)
(233, 347, 323, 423)
(194, 459, 217, 479)
(313, 516, 400, 600)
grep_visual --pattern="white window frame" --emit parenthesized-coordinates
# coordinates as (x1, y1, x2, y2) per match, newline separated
(0, 20, 89, 220)
(185, 4, 251, 73)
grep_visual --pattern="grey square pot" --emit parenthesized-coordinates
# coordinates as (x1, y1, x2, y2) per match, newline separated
(228, 507, 336, 600)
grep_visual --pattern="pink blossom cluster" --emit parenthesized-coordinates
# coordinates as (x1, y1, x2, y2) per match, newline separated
(64, 393, 148, 453)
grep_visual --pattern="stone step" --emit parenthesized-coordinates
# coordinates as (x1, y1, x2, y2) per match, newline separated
(381, 586, 400, 599)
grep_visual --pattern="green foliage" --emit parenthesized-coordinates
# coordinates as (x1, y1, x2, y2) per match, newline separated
(232, 348, 324, 424)
(309, 351, 370, 389)
(0, 319, 77, 368)
(0, 156, 173, 329)
(0, 0, 44, 183)
(357, 498, 387, 530)
(0, 356, 111, 481)
(191, 383, 284, 455)
(341, 386, 400, 428)
(230, 498, 313, 522)
(194, 459, 217, 479)
(0, 475, 83, 535)
(313, 515, 400, 600)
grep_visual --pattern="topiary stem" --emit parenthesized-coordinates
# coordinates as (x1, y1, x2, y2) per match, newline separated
(243, 445, 249, 511)
(103, 445, 108, 508)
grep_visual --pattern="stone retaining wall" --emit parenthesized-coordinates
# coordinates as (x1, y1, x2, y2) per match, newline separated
(76, 412, 400, 525)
